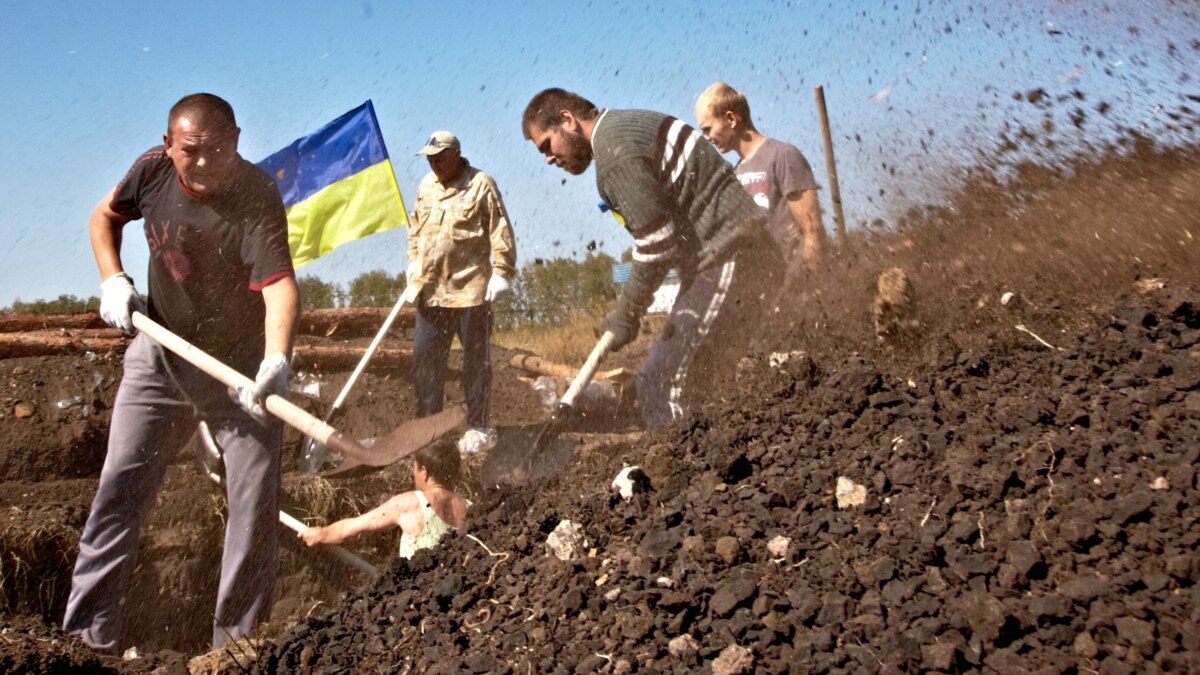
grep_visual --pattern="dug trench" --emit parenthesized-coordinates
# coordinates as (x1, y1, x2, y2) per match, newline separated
(1, 139, 1199, 672)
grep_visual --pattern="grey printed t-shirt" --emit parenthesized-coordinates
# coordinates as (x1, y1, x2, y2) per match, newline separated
(735, 137, 818, 259)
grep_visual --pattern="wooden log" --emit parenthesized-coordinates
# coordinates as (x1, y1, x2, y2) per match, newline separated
(0, 332, 126, 358)
(510, 353, 631, 382)
(292, 345, 414, 372)
(0, 308, 415, 338)
(0, 331, 415, 375)
(298, 308, 416, 338)
(509, 353, 578, 379)
(0, 313, 108, 333)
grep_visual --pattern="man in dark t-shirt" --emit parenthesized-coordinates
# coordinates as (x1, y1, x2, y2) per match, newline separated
(63, 93, 299, 653)
(522, 88, 782, 428)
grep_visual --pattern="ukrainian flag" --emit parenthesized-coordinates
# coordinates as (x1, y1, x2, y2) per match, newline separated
(257, 101, 408, 267)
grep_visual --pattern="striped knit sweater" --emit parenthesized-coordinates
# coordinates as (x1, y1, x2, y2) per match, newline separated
(592, 109, 766, 319)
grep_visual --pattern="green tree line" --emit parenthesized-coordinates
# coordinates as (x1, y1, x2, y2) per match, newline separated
(4, 254, 620, 331)
(295, 252, 618, 331)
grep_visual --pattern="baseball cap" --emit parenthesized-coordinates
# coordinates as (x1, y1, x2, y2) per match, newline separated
(417, 130, 461, 156)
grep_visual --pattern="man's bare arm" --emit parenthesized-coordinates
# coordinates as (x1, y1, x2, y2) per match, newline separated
(89, 189, 131, 280)
(261, 276, 300, 359)
(787, 188, 826, 272)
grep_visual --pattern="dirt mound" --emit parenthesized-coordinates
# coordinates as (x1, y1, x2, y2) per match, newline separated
(241, 282, 1200, 673)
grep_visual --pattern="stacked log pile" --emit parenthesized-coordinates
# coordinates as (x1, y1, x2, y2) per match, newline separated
(0, 309, 417, 371)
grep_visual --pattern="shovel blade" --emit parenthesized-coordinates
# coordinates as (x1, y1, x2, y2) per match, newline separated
(323, 406, 466, 476)
(480, 423, 580, 488)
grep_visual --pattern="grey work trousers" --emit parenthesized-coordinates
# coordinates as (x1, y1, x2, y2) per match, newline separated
(63, 333, 281, 652)
(639, 235, 783, 428)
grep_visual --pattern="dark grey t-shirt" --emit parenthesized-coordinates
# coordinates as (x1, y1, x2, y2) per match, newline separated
(735, 137, 818, 259)
(110, 147, 294, 359)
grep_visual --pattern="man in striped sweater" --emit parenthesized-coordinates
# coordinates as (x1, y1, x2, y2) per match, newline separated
(522, 88, 783, 428)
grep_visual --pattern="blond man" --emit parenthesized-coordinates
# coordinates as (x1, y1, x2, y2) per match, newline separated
(695, 82, 826, 273)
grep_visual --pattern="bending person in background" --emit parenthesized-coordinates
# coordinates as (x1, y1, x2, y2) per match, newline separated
(299, 439, 468, 558)
(521, 88, 784, 429)
(408, 131, 517, 455)
(695, 82, 826, 281)
(64, 93, 299, 653)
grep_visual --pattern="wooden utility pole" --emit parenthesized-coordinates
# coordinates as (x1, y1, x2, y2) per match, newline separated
(814, 85, 847, 244)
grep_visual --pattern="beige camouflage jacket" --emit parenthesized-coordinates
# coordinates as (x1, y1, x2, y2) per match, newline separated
(408, 162, 516, 308)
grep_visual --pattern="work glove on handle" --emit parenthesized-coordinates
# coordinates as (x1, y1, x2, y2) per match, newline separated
(99, 272, 147, 334)
(484, 273, 511, 303)
(599, 308, 640, 352)
(237, 354, 290, 423)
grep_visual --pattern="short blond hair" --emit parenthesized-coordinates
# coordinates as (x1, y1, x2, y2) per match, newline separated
(697, 82, 755, 130)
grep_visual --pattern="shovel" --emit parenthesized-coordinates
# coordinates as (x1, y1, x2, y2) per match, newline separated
(132, 311, 464, 469)
(481, 331, 615, 487)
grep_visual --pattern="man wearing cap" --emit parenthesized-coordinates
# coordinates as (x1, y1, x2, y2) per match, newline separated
(408, 131, 516, 453)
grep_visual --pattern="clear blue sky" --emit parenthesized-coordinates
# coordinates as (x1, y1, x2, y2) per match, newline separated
(1, 1, 1195, 306)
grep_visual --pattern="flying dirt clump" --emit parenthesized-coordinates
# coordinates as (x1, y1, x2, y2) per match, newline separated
(872, 266, 917, 344)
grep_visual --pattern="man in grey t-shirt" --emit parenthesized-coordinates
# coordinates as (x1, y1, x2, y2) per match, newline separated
(695, 82, 826, 276)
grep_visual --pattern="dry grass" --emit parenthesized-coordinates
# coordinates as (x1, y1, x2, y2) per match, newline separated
(494, 308, 670, 365)
(493, 309, 606, 364)
(188, 636, 260, 674)
(282, 473, 406, 524)
(0, 520, 78, 617)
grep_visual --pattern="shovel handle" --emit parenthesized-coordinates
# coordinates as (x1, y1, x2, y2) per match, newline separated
(278, 511, 380, 578)
(561, 331, 615, 408)
(131, 312, 367, 463)
(326, 274, 427, 416)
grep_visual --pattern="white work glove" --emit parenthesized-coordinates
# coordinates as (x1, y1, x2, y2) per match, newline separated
(98, 272, 147, 334)
(485, 273, 511, 303)
(402, 261, 423, 304)
(237, 354, 290, 422)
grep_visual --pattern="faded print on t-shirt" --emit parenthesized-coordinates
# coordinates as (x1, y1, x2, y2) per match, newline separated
(735, 137, 818, 257)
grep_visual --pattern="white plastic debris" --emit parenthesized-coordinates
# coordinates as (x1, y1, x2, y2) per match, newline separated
(546, 519, 586, 561)
(768, 351, 806, 369)
(55, 396, 84, 410)
(530, 376, 561, 409)
(655, 576, 675, 589)
(1134, 278, 1166, 294)
(530, 376, 619, 414)
(289, 372, 322, 399)
(1057, 66, 1085, 83)
(835, 476, 868, 509)
(1150, 477, 1170, 491)
(457, 428, 497, 455)
(611, 466, 649, 500)
(1000, 291, 1015, 306)
(767, 535, 790, 559)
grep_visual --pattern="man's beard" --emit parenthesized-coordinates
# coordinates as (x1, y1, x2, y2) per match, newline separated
(561, 131, 593, 175)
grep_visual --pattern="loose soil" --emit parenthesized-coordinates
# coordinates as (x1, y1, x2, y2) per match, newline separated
(2, 136, 1199, 673)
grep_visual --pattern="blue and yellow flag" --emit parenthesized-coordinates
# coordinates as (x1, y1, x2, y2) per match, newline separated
(257, 101, 407, 267)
